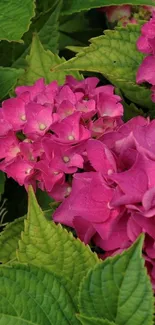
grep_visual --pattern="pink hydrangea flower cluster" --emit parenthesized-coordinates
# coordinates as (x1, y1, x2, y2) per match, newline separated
(99, 5, 132, 23)
(99, 5, 155, 26)
(136, 13, 155, 102)
(0, 77, 123, 201)
(54, 115, 155, 288)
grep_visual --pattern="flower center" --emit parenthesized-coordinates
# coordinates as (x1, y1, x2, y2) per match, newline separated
(63, 156, 70, 163)
(53, 171, 59, 175)
(39, 123, 46, 131)
(66, 186, 71, 194)
(20, 114, 26, 121)
(68, 135, 75, 141)
(25, 168, 32, 175)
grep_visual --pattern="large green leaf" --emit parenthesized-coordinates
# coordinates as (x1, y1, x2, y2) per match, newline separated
(77, 315, 116, 325)
(62, 0, 155, 15)
(17, 33, 82, 86)
(78, 235, 153, 325)
(0, 217, 25, 263)
(17, 187, 99, 295)
(61, 0, 155, 15)
(0, 263, 80, 325)
(0, 0, 35, 42)
(52, 23, 155, 110)
(0, 67, 24, 99)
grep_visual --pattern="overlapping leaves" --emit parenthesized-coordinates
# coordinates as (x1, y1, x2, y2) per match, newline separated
(52, 23, 155, 110)
(0, 188, 153, 324)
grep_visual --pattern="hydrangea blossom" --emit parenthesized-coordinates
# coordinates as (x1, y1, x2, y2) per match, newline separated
(3, 74, 155, 289)
(99, 4, 154, 26)
(0, 76, 123, 199)
(99, 5, 131, 23)
(53, 115, 155, 289)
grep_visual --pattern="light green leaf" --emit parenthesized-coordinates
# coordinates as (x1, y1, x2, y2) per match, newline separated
(0, 263, 80, 325)
(77, 315, 116, 325)
(0, 172, 5, 196)
(66, 46, 85, 53)
(0, 67, 24, 99)
(61, 0, 155, 15)
(79, 235, 154, 325)
(52, 23, 155, 110)
(17, 187, 99, 296)
(18, 33, 82, 86)
(0, 217, 25, 263)
(0, 0, 35, 42)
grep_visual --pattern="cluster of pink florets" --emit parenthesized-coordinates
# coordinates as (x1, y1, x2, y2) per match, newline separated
(137, 13, 155, 102)
(54, 115, 155, 288)
(99, 4, 154, 26)
(0, 76, 123, 201)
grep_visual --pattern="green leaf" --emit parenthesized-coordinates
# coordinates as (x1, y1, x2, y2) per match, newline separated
(52, 23, 155, 110)
(78, 235, 153, 325)
(61, 0, 155, 15)
(0, 263, 80, 325)
(17, 187, 99, 295)
(36, 188, 55, 211)
(9, 1, 62, 68)
(0, 172, 5, 196)
(0, 67, 24, 99)
(0, 0, 35, 41)
(0, 217, 25, 263)
(38, 0, 63, 52)
(59, 12, 101, 50)
(17, 33, 82, 86)
(77, 315, 116, 325)
(123, 101, 144, 121)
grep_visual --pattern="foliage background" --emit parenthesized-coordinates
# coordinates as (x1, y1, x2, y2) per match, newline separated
(0, 0, 155, 227)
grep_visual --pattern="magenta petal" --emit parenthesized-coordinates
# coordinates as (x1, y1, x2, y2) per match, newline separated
(53, 172, 114, 224)
(137, 35, 151, 54)
(86, 139, 116, 174)
(110, 153, 148, 203)
(127, 217, 142, 242)
(4, 156, 34, 186)
(2, 97, 26, 131)
(136, 56, 155, 85)
(142, 187, 155, 211)
(133, 212, 155, 239)
(15, 78, 45, 100)
(73, 216, 96, 244)
(94, 214, 129, 251)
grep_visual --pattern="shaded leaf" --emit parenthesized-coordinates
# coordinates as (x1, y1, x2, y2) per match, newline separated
(0, 67, 24, 99)
(0, 217, 25, 263)
(0, 172, 5, 196)
(61, 0, 155, 15)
